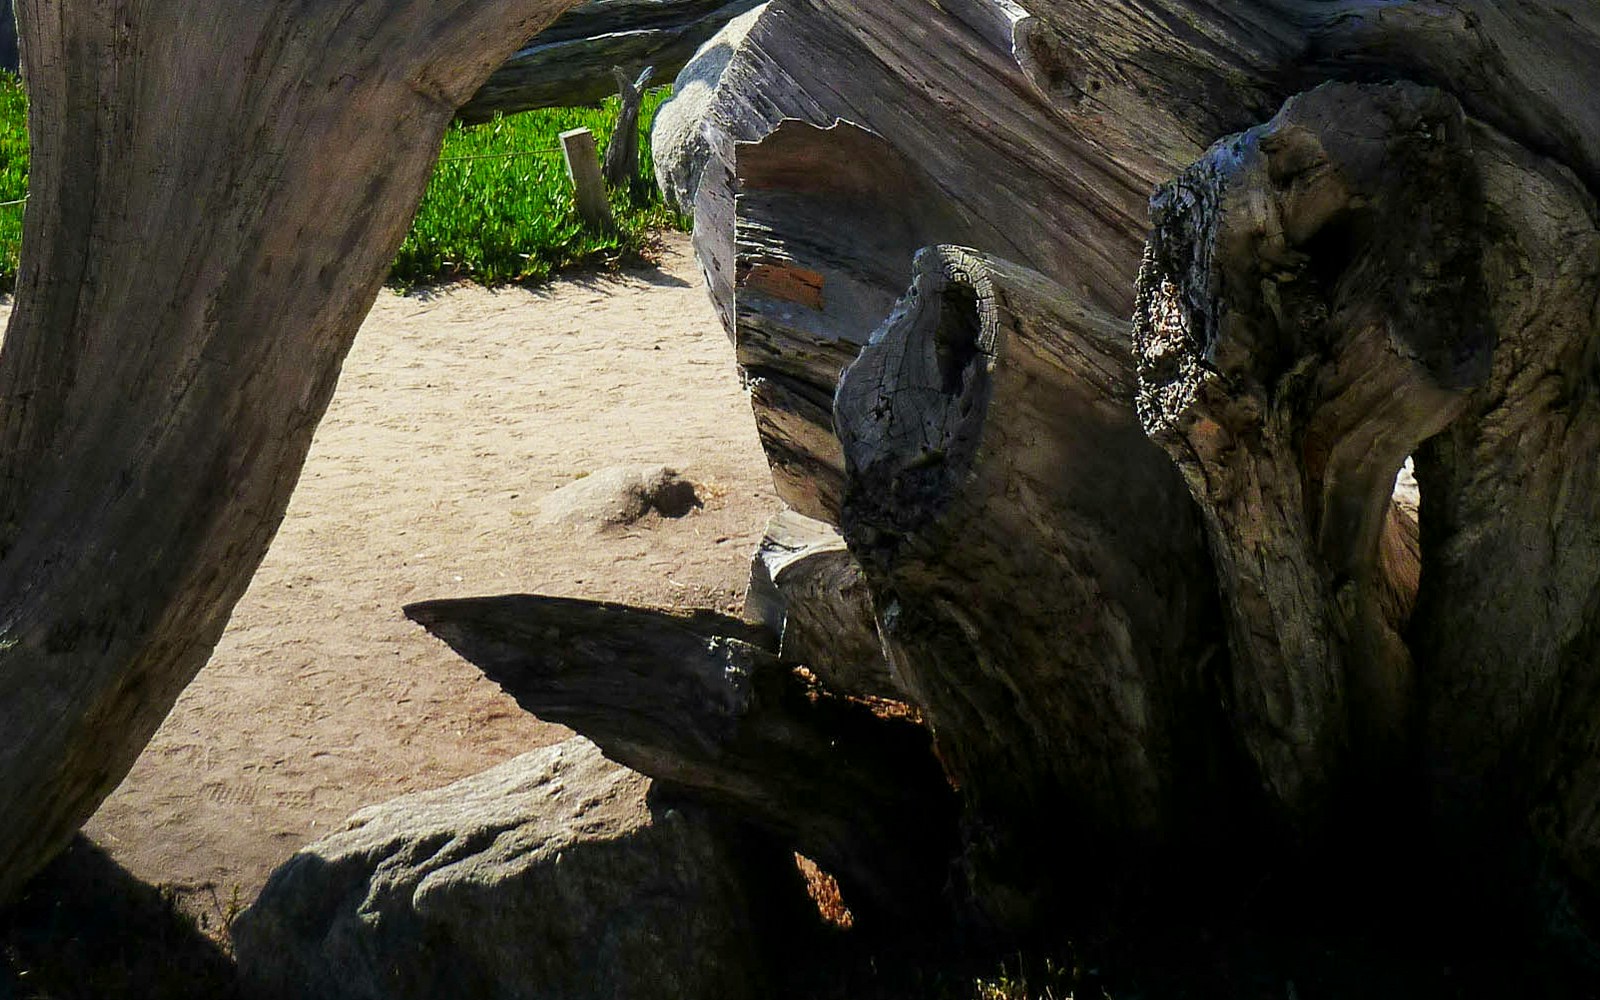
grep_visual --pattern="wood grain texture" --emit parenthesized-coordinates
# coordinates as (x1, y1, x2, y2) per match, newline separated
(695, 0, 1600, 524)
(835, 246, 1226, 928)
(0, 0, 583, 902)
(744, 509, 900, 704)
(1134, 82, 1479, 821)
(1405, 117, 1600, 910)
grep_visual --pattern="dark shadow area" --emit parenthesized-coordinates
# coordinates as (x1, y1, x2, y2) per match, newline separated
(391, 240, 694, 304)
(650, 476, 703, 517)
(545, 256, 695, 294)
(0, 836, 237, 1000)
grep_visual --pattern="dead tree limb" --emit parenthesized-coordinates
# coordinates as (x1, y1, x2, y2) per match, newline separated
(404, 595, 959, 925)
(602, 65, 655, 191)
(459, 0, 762, 123)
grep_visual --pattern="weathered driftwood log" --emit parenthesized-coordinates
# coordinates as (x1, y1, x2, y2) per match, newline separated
(743, 509, 899, 703)
(1134, 82, 1471, 821)
(1136, 86, 1600, 943)
(734, 120, 968, 521)
(0, 0, 584, 903)
(404, 595, 958, 924)
(835, 246, 1228, 927)
(693, 0, 1600, 526)
(458, 0, 762, 123)
(691, 0, 1272, 521)
(601, 65, 655, 190)
(4, 0, 1600, 976)
(1133, 75, 1600, 934)
(1405, 106, 1600, 908)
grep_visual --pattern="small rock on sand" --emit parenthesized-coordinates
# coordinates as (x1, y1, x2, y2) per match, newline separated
(537, 464, 702, 529)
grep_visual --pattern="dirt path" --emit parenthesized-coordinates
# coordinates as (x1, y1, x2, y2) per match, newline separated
(79, 233, 782, 926)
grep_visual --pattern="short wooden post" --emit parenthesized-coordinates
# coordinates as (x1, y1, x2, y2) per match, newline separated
(560, 127, 612, 228)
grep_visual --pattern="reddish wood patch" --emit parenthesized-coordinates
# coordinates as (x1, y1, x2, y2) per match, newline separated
(740, 261, 826, 310)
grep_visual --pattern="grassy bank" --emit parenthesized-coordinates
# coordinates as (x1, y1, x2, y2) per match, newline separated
(0, 73, 26, 292)
(0, 76, 682, 293)
(392, 87, 685, 288)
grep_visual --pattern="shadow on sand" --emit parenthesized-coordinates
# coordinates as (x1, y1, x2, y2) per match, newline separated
(1, 836, 237, 1000)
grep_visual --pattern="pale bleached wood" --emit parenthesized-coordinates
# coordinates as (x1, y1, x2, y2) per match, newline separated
(744, 509, 899, 703)
(734, 120, 965, 521)
(693, 0, 1600, 525)
(561, 126, 613, 226)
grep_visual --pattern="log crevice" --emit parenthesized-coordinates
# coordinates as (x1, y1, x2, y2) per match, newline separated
(1133, 81, 1493, 820)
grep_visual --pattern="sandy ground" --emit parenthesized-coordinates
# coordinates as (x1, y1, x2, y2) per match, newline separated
(78, 232, 782, 926)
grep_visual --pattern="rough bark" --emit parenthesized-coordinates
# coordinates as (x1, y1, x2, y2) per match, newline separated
(458, 0, 762, 123)
(835, 246, 1227, 928)
(1134, 82, 1475, 823)
(405, 595, 958, 924)
(0, 0, 583, 903)
(1405, 111, 1600, 921)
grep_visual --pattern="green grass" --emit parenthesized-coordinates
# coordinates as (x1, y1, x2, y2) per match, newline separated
(0, 77, 683, 293)
(390, 87, 687, 289)
(0, 71, 27, 292)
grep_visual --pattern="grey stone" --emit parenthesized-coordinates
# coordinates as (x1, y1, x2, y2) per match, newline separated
(536, 465, 701, 529)
(233, 738, 764, 1000)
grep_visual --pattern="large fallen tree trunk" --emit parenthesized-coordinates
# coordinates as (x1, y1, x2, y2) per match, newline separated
(668, 0, 1600, 960)
(689, 0, 1600, 525)
(5, 0, 1600, 986)
(0, 0, 584, 904)
(457, 0, 762, 123)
